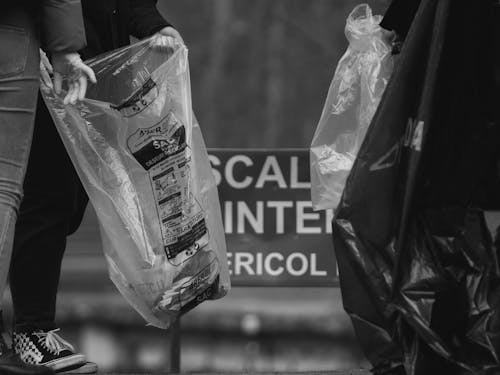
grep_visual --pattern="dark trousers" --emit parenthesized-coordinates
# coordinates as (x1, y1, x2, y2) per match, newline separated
(10, 96, 88, 330)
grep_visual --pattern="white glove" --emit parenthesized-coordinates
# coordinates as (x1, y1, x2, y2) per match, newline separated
(150, 27, 185, 52)
(157, 26, 184, 45)
(39, 49, 53, 89)
(51, 52, 97, 105)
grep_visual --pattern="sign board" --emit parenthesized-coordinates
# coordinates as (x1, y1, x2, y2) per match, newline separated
(209, 149, 337, 287)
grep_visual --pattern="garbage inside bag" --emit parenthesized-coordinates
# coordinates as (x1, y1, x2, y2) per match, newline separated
(310, 4, 394, 211)
(41, 35, 231, 329)
(333, 0, 500, 373)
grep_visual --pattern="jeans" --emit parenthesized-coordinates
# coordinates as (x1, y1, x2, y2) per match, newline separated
(0, 8, 40, 311)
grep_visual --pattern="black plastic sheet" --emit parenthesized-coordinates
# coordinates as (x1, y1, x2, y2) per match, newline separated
(332, 0, 500, 373)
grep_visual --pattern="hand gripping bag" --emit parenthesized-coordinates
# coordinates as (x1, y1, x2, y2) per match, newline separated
(310, 4, 393, 211)
(41, 36, 230, 329)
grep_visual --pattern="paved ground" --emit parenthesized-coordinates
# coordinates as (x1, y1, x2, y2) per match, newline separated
(100, 372, 370, 375)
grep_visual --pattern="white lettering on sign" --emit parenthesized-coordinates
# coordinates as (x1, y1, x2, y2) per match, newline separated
(255, 156, 287, 189)
(287, 253, 308, 276)
(222, 200, 332, 235)
(237, 201, 264, 234)
(265, 252, 284, 276)
(255, 252, 263, 275)
(311, 253, 327, 276)
(225, 155, 254, 189)
(227, 252, 328, 278)
(290, 156, 310, 189)
(224, 201, 233, 234)
(235, 252, 255, 275)
(208, 154, 221, 186)
(209, 154, 311, 190)
(325, 209, 334, 234)
(267, 201, 293, 234)
(296, 201, 321, 234)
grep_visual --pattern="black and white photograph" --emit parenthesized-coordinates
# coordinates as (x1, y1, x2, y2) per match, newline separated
(0, 1, 499, 374)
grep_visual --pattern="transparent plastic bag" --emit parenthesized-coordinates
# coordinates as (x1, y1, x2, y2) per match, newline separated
(310, 4, 394, 211)
(41, 36, 230, 329)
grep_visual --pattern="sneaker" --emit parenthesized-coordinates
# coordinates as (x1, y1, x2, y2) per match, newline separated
(0, 333, 54, 375)
(13, 329, 86, 372)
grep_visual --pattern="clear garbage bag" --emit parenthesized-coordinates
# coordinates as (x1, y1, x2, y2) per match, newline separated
(41, 36, 230, 329)
(310, 4, 394, 211)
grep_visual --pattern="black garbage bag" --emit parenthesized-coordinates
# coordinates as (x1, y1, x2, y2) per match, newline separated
(332, 0, 500, 374)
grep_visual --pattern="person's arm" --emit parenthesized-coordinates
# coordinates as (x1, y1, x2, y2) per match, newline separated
(129, 0, 172, 39)
(380, 0, 422, 39)
(41, 0, 86, 53)
(40, 0, 96, 104)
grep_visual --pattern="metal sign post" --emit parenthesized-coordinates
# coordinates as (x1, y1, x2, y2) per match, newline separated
(168, 318, 181, 373)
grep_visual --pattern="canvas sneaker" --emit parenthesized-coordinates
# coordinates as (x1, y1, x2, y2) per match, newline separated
(0, 332, 54, 375)
(13, 329, 86, 372)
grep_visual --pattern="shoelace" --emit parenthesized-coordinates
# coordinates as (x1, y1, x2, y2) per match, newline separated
(34, 329, 74, 355)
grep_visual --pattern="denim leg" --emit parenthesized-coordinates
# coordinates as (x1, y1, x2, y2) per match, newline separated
(0, 9, 40, 308)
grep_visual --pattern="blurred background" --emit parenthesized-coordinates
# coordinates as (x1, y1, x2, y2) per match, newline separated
(6, 0, 395, 373)
(167, 0, 389, 149)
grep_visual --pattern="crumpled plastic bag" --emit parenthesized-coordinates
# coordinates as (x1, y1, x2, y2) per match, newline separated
(310, 4, 393, 211)
(41, 35, 230, 329)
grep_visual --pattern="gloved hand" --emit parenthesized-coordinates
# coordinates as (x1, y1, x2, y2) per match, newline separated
(39, 49, 53, 89)
(157, 26, 184, 45)
(151, 27, 185, 54)
(50, 52, 97, 105)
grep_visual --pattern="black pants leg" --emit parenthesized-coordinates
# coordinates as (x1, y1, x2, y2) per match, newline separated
(10, 95, 88, 330)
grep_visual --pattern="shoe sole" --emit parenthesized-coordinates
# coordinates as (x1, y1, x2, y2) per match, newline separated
(43, 354, 87, 372)
(56, 361, 98, 374)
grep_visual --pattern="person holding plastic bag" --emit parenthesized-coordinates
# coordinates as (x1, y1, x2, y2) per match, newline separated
(310, 4, 394, 211)
(0, 2, 95, 375)
(38, 0, 230, 360)
(10, 2, 183, 373)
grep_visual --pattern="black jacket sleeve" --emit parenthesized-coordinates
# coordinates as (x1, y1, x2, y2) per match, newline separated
(42, 0, 87, 52)
(128, 0, 172, 39)
(380, 0, 421, 39)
